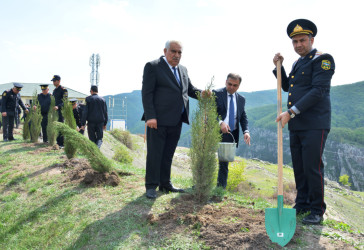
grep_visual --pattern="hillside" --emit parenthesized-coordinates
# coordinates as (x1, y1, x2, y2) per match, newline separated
(0, 130, 363, 249)
(105, 81, 364, 191)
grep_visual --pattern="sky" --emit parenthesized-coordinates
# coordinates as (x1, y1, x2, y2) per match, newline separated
(1, 0, 363, 96)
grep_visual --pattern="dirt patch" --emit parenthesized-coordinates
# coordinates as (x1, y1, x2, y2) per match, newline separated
(58, 158, 121, 187)
(148, 194, 359, 249)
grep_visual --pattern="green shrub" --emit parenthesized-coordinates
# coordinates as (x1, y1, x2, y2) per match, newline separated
(227, 160, 246, 191)
(63, 98, 77, 159)
(113, 144, 133, 164)
(339, 174, 351, 187)
(54, 122, 112, 173)
(47, 96, 58, 146)
(29, 92, 42, 143)
(110, 129, 133, 149)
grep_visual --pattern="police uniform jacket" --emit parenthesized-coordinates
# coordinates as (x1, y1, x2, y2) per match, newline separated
(37, 93, 51, 115)
(274, 49, 335, 130)
(1, 89, 26, 116)
(52, 85, 68, 109)
(81, 94, 108, 126)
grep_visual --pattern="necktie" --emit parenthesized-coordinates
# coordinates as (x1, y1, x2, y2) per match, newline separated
(172, 67, 181, 86)
(229, 94, 235, 131)
(173, 67, 184, 113)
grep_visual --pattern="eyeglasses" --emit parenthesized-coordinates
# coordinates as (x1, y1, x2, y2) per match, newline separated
(15, 87, 22, 91)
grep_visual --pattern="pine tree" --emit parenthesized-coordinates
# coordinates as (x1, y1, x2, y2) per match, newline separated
(29, 92, 42, 143)
(22, 110, 31, 140)
(54, 122, 112, 173)
(62, 98, 77, 159)
(189, 79, 221, 202)
(47, 96, 58, 146)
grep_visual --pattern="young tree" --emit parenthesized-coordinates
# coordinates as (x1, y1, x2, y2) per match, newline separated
(47, 96, 58, 146)
(62, 98, 77, 159)
(54, 122, 112, 173)
(189, 79, 221, 202)
(29, 92, 42, 143)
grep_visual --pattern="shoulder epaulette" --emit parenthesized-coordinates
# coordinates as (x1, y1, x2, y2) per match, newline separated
(313, 51, 325, 60)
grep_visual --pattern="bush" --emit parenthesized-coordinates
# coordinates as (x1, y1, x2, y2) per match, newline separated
(339, 174, 351, 187)
(63, 98, 77, 159)
(110, 129, 133, 149)
(113, 144, 133, 164)
(29, 92, 42, 143)
(47, 96, 58, 146)
(54, 122, 112, 173)
(227, 160, 246, 191)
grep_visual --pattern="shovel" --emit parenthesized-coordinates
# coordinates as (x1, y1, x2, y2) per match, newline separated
(265, 60, 296, 247)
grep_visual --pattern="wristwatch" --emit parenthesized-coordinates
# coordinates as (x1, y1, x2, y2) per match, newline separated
(287, 109, 295, 118)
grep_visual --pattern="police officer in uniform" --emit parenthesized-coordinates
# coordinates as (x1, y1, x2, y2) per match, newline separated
(1, 83, 28, 141)
(51, 75, 68, 147)
(36, 84, 52, 142)
(273, 19, 335, 225)
(70, 98, 85, 135)
(81, 85, 108, 148)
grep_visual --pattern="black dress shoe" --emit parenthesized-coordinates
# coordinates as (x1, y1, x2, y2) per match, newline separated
(302, 214, 323, 225)
(3, 139, 9, 142)
(8, 138, 17, 141)
(159, 185, 185, 193)
(146, 189, 157, 199)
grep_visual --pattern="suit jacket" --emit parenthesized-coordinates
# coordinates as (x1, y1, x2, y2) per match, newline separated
(141, 56, 200, 126)
(273, 49, 335, 130)
(213, 88, 249, 146)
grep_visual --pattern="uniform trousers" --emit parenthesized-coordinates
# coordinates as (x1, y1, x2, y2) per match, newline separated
(56, 111, 64, 147)
(145, 120, 182, 190)
(217, 128, 239, 188)
(2, 115, 15, 140)
(41, 114, 48, 142)
(290, 129, 329, 216)
(87, 122, 104, 148)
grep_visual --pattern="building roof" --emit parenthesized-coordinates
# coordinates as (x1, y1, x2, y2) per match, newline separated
(0, 82, 88, 99)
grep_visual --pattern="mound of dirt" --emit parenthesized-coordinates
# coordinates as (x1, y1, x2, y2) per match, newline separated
(59, 158, 121, 187)
(148, 194, 273, 249)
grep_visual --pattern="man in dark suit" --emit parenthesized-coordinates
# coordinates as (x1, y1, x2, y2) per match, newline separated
(81, 85, 108, 148)
(213, 73, 251, 188)
(273, 19, 335, 225)
(142, 40, 201, 199)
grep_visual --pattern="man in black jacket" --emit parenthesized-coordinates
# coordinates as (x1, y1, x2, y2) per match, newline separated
(81, 85, 108, 148)
(213, 73, 251, 188)
(273, 19, 335, 225)
(36, 84, 51, 142)
(1, 83, 28, 141)
(51, 75, 68, 147)
(141, 40, 201, 199)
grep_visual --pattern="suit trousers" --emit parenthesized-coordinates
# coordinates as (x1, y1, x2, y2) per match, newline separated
(290, 129, 329, 216)
(145, 121, 182, 190)
(87, 122, 104, 148)
(2, 115, 15, 140)
(217, 129, 239, 188)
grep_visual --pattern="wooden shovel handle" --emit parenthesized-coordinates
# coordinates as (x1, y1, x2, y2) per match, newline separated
(277, 60, 283, 195)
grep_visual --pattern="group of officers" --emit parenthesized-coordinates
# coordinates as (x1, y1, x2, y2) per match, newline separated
(1, 75, 108, 148)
